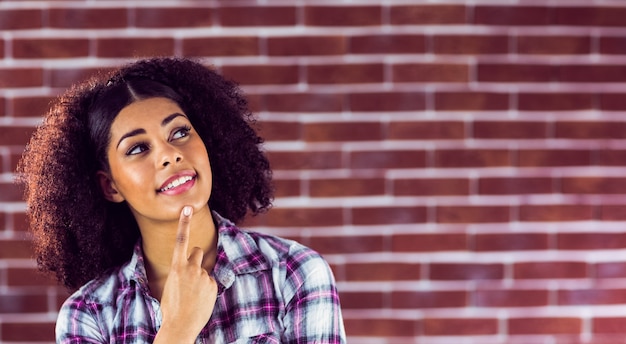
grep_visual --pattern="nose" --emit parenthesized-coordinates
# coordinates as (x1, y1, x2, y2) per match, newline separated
(159, 144, 183, 167)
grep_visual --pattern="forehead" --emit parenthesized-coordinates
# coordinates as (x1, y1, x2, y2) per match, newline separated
(111, 97, 184, 132)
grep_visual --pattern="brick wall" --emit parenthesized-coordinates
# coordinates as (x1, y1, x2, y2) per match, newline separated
(2, 0, 626, 343)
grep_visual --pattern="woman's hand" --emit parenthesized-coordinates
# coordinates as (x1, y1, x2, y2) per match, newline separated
(154, 206, 218, 343)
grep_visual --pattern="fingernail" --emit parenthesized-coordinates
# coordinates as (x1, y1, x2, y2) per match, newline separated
(183, 206, 192, 216)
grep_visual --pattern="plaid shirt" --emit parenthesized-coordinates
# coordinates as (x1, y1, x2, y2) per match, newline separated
(56, 213, 346, 343)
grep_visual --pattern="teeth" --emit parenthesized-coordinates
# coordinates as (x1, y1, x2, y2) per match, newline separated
(160, 176, 193, 192)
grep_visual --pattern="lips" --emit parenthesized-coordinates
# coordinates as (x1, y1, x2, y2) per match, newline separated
(158, 172, 197, 193)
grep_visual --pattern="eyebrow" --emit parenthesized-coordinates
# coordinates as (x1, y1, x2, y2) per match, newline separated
(116, 112, 187, 149)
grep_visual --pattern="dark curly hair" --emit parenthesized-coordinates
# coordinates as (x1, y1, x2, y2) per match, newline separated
(15, 57, 273, 291)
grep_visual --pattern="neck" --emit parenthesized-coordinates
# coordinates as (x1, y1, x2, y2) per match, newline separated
(137, 205, 218, 299)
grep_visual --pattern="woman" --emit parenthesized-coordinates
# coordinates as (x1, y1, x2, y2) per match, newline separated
(16, 57, 346, 343)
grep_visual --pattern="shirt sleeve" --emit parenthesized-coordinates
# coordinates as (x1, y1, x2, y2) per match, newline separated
(56, 296, 107, 344)
(282, 250, 347, 344)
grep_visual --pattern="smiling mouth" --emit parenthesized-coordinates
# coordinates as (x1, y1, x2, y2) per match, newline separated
(158, 175, 195, 192)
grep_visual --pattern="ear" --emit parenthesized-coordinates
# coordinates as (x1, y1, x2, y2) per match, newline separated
(96, 171, 125, 203)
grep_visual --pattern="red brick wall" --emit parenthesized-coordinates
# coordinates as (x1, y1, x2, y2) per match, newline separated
(2, 1, 626, 343)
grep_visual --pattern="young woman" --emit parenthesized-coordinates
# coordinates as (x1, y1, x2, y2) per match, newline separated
(17, 57, 346, 343)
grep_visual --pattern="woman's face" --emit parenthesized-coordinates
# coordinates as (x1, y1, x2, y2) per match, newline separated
(99, 97, 212, 225)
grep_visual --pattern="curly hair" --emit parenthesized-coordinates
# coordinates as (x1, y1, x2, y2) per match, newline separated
(15, 57, 273, 291)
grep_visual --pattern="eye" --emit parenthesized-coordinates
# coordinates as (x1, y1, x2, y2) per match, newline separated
(126, 143, 149, 156)
(171, 125, 191, 141)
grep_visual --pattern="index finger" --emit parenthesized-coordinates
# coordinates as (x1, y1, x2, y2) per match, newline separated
(171, 205, 193, 265)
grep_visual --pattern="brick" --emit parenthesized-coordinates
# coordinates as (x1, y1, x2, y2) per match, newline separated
(514, 262, 588, 279)
(517, 35, 591, 55)
(134, 7, 213, 27)
(558, 233, 626, 250)
(600, 36, 626, 55)
(0, 182, 24, 202)
(349, 92, 426, 111)
(600, 93, 626, 110)
(559, 65, 626, 83)
(0, 68, 43, 88)
(555, 7, 626, 27)
(0, 9, 42, 30)
(392, 290, 467, 309)
(344, 262, 420, 281)
(0, 97, 5, 117)
(435, 149, 511, 168)
(518, 149, 592, 167)
(350, 150, 427, 169)
(267, 36, 346, 56)
(304, 122, 382, 142)
(478, 177, 553, 195)
(393, 178, 470, 196)
(49, 8, 127, 28)
(49, 67, 104, 88)
(595, 262, 626, 279)
(309, 177, 386, 197)
(519, 92, 594, 110)
(433, 34, 509, 54)
(272, 178, 300, 198)
(13, 38, 89, 59)
(424, 317, 498, 335)
(349, 34, 426, 54)
(309, 235, 384, 254)
(304, 6, 381, 26)
(597, 149, 626, 166)
(562, 177, 626, 194)
(509, 317, 582, 335)
(264, 207, 343, 227)
(340, 291, 384, 309)
(7, 268, 57, 287)
(343, 318, 417, 337)
(437, 205, 510, 223)
(391, 233, 467, 252)
(221, 65, 299, 85)
(12, 212, 29, 232)
(1, 322, 55, 341)
(0, 293, 48, 313)
(0, 239, 31, 259)
(10, 96, 54, 117)
(599, 205, 626, 221)
(430, 263, 504, 280)
(0, 126, 34, 146)
(474, 289, 548, 307)
(307, 63, 384, 84)
(390, 5, 467, 25)
(559, 288, 626, 305)
(435, 91, 509, 111)
(477, 63, 554, 82)
(267, 150, 342, 170)
(556, 121, 626, 139)
(264, 93, 344, 112)
(219, 6, 296, 26)
(475, 6, 550, 26)
(183, 37, 260, 57)
(351, 206, 427, 225)
(392, 63, 469, 82)
(474, 233, 550, 251)
(474, 121, 547, 139)
(255, 121, 301, 141)
(594, 317, 626, 334)
(519, 205, 594, 221)
(96, 37, 175, 58)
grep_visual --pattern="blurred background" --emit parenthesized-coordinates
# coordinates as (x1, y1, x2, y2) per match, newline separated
(2, 0, 626, 343)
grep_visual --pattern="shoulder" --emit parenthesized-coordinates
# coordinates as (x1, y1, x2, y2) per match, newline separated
(56, 265, 127, 342)
(244, 230, 336, 288)
(63, 265, 125, 306)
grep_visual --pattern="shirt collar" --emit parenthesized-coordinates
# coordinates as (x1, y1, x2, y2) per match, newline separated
(123, 211, 270, 293)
